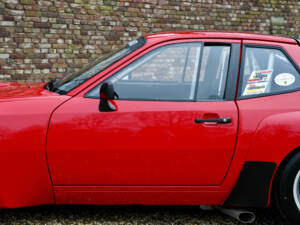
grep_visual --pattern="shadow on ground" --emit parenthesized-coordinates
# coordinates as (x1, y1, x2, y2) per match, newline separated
(0, 205, 289, 225)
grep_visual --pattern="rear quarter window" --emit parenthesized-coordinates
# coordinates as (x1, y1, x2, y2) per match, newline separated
(238, 46, 300, 98)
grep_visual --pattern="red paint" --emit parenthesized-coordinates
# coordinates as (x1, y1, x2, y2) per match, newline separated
(0, 31, 299, 208)
(0, 92, 70, 208)
(47, 99, 238, 186)
(54, 186, 228, 205)
(144, 31, 295, 44)
(0, 81, 53, 98)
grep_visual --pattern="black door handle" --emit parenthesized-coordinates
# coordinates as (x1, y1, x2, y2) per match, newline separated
(194, 117, 232, 124)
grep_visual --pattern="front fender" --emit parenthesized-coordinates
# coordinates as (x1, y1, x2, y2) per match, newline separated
(0, 95, 69, 208)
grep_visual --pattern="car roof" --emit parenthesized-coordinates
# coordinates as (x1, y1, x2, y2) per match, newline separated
(144, 31, 297, 44)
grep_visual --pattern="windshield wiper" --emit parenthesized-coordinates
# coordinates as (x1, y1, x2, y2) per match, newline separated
(50, 77, 90, 95)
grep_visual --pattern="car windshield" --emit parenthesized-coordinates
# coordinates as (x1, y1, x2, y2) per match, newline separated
(48, 37, 146, 94)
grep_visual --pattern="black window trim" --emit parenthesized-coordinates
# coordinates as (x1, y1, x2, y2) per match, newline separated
(237, 44, 300, 100)
(84, 41, 241, 102)
(225, 43, 240, 101)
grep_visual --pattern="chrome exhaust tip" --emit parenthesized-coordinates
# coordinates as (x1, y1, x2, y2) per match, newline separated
(215, 207, 255, 224)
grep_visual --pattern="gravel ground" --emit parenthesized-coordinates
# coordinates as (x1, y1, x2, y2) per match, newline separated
(0, 205, 290, 225)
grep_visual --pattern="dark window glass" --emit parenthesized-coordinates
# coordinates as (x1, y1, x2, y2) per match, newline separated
(196, 46, 230, 100)
(86, 43, 231, 101)
(86, 43, 202, 101)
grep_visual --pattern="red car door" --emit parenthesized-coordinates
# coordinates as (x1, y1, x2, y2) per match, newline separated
(47, 40, 240, 186)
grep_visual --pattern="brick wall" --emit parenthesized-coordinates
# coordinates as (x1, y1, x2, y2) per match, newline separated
(0, 0, 299, 82)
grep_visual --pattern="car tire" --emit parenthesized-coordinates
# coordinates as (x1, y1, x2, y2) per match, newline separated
(275, 152, 300, 225)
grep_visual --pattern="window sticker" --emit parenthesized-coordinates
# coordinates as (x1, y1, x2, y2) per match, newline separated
(243, 69, 273, 96)
(274, 73, 295, 86)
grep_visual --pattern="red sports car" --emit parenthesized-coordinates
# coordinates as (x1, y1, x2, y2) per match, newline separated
(0, 31, 300, 224)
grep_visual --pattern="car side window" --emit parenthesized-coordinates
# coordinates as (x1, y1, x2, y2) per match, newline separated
(196, 45, 230, 100)
(85, 43, 231, 101)
(239, 47, 300, 97)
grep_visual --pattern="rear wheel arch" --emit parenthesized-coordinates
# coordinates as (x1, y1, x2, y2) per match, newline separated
(271, 146, 300, 224)
(271, 146, 300, 197)
(223, 146, 300, 208)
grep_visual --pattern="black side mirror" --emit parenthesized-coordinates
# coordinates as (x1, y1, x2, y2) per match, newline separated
(99, 82, 118, 112)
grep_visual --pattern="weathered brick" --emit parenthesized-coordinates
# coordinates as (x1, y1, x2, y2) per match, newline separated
(53, 44, 67, 49)
(41, 68, 50, 74)
(0, 21, 15, 26)
(0, 54, 9, 59)
(3, 15, 15, 21)
(0, 74, 11, 79)
(36, 63, 52, 69)
(0, 59, 6, 65)
(34, 22, 51, 28)
(0, 28, 9, 37)
(47, 53, 59, 58)
(0, 0, 299, 82)
(26, 53, 44, 59)
(20, 0, 35, 5)
(25, 10, 41, 17)
(10, 53, 25, 59)
(39, 43, 51, 48)
(42, 12, 59, 18)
